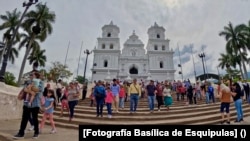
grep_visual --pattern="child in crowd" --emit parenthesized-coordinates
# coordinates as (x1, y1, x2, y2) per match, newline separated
(60, 86, 69, 117)
(105, 87, 113, 118)
(119, 85, 125, 109)
(40, 89, 57, 134)
(25, 72, 41, 106)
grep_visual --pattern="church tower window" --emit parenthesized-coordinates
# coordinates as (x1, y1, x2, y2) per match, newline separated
(154, 45, 158, 50)
(160, 61, 163, 68)
(156, 34, 160, 39)
(104, 60, 108, 67)
(162, 45, 165, 50)
(110, 44, 114, 49)
(102, 44, 105, 49)
(107, 33, 111, 37)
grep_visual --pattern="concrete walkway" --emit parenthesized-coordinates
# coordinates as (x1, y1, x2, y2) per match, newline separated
(0, 119, 78, 141)
(0, 117, 250, 141)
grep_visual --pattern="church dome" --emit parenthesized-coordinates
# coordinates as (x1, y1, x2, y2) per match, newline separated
(124, 30, 143, 45)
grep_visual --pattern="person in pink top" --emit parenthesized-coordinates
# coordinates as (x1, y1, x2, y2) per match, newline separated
(119, 85, 125, 109)
(60, 86, 69, 117)
(105, 87, 114, 118)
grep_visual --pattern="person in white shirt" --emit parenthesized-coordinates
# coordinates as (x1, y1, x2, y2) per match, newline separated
(56, 79, 63, 104)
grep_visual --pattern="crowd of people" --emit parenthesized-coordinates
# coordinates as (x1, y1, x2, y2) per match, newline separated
(89, 78, 250, 125)
(11, 62, 250, 139)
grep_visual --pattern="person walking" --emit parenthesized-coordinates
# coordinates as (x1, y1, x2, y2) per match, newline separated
(13, 70, 44, 139)
(128, 79, 141, 114)
(146, 80, 156, 113)
(94, 80, 106, 117)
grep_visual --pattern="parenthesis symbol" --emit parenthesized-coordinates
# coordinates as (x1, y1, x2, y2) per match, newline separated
(240, 129, 246, 138)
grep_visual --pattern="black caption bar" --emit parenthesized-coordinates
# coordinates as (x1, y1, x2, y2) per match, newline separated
(79, 125, 249, 140)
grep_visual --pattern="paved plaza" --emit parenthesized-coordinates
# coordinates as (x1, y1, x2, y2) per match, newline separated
(0, 117, 250, 141)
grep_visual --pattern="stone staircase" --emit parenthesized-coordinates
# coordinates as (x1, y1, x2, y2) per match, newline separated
(39, 97, 250, 129)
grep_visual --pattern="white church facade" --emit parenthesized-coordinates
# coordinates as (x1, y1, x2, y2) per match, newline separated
(91, 21, 175, 82)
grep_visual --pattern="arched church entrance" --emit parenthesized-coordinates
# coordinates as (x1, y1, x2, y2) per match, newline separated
(129, 65, 138, 74)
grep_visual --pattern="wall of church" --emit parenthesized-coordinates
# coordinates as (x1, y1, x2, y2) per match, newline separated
(93, 52, 119, 69)
(150, 73, 175, 82)
(92, 71, 118, 82)
(148, 54, 174, 70)
(120, 62, 148, 75)
(97, 38, 120, 50)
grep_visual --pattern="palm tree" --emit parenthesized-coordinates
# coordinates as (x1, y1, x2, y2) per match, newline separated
(219, 22, 248, 79)
(17, 3, 56, 85)
(218, 53, 232, 69)
(0, 9, 21, 65)
(242, 20, 250, 49)
(27, 47, 46, 67)
(0, 46, 18, 64)
(0, 8, 21, 41)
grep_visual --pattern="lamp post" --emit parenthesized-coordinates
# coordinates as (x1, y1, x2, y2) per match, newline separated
(198, 53, 206, 81)
(190, 46, 197, 81)
(0, 0, 38, 82)
(82, 49, 92, 100)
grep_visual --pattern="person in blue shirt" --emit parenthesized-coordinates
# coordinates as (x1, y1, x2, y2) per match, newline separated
(111, 79, 120, 113)
(94, 80, 106, 117)
(39, 89, 57, 134)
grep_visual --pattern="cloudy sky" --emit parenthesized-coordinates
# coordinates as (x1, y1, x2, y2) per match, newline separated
(0, 0, 250, 82)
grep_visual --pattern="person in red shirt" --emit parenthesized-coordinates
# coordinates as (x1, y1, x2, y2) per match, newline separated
(105, 87, 114, 118)
(180, 85, 186, 101)
(176, 81, 182, 101)
(119, 85, 125, 109)
(156, 83, 164, 111)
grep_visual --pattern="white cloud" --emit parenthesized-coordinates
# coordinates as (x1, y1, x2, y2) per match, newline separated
(0, 0, 249, 82)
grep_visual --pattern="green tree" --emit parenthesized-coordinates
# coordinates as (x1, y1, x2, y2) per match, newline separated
(48, 61, 72, 82)
(0, 9, 21, 64)
(27, 47, 46, 67)
(0, 44, 18, 64)
(219, 22, 248, 79)
(0, 8, 21, 42)
(4, 71, 17, 86)
(17, 3, 56, 85)
(74, 75, 88, 84)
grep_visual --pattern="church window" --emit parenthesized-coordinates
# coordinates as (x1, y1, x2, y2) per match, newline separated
(102, 44, 105, 49)
(162, 45, 165, 50)
(157, 34, 160, 38)
(154, 45, 158, 50)
(107, 33, 111, 37)
(160, 61, 163, 68)
(110, 44, 114, 49)
(104, 60, 108, 67)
